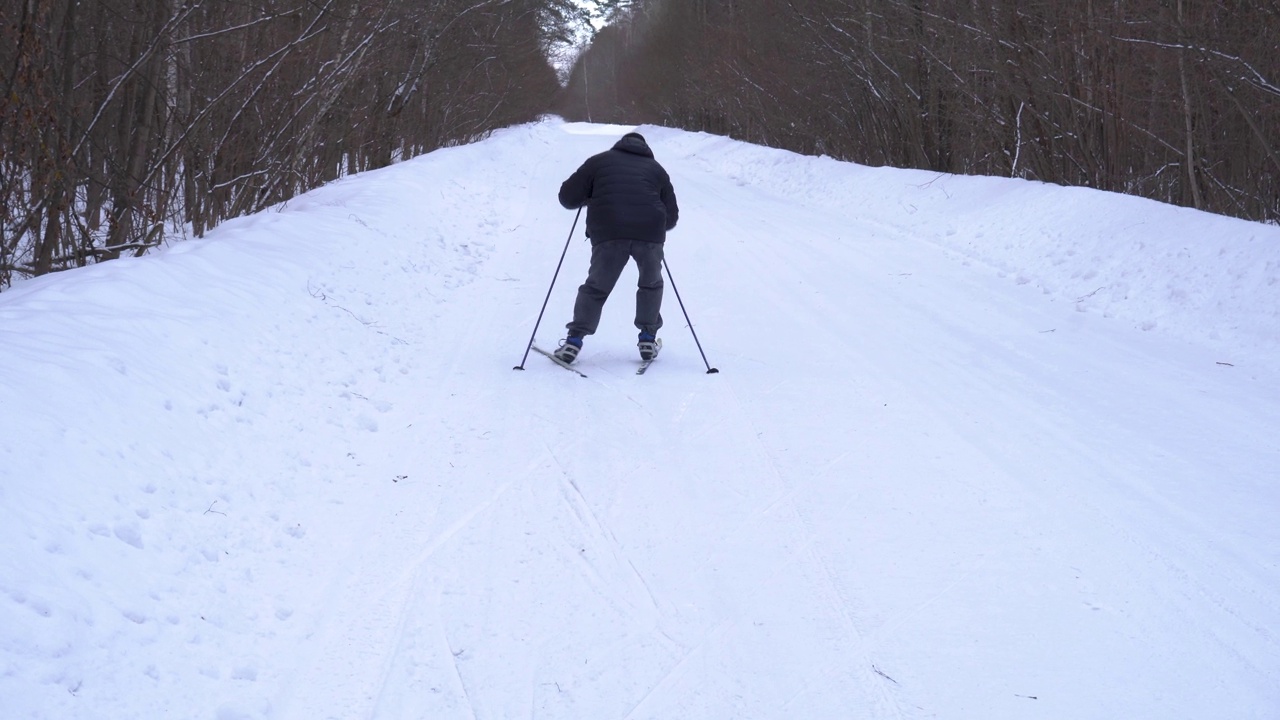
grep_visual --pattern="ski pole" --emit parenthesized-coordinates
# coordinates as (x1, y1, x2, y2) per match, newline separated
(514, 207, 582, 370)
(662, 257, 719, 374)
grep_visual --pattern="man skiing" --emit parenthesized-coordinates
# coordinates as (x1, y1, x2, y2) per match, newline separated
(553, 131, 679, 364)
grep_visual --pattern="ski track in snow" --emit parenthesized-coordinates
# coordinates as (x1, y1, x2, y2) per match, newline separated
(2, 119, 1278, 720)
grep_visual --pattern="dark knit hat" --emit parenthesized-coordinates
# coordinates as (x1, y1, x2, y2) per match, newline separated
(622, 131, 646, 142)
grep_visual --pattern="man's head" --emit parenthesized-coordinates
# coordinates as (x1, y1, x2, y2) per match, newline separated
(611, 131, 655, 159)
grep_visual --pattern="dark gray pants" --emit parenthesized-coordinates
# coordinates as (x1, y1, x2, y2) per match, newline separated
(567, 239, 664, 338)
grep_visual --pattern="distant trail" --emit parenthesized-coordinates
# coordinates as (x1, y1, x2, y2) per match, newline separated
(5, 120, 1278, 720)
(290, 121, 1280, 720)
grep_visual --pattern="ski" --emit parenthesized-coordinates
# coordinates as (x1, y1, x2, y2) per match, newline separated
(531, 345, 588, 378)
(636, 339, 661, 375)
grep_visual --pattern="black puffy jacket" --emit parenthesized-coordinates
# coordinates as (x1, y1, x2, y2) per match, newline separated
(558, 133, 679, 244)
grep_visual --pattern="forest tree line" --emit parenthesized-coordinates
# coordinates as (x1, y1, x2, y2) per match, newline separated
(4, 1, 1276, 289)
(556, 0, 1279, 224)
(1, 0, 571, 288)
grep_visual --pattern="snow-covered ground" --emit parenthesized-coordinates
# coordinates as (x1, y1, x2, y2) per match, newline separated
(2, 119, 1277, 720)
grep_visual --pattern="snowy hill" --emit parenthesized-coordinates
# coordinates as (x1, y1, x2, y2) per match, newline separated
(2, 119, 1278, 720)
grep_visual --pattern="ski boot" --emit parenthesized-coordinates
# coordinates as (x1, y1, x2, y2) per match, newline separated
(554, 336, 583, 364)
(637, 332, 660, 361)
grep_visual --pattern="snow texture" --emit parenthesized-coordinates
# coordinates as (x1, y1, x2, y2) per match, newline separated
(2, 119, 1278, 719)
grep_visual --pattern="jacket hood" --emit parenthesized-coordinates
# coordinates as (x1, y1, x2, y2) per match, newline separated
(612, 133, 654, 158)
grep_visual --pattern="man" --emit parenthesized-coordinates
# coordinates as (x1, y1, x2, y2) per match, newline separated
(554, 131, 679, 364)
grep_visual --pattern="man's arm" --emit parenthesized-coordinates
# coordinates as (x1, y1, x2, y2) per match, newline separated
(661, 178, 679, 231)
(558, 159, 594, 209)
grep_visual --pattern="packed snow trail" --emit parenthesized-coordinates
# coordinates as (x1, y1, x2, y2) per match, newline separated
(1, 120, 1277, 720)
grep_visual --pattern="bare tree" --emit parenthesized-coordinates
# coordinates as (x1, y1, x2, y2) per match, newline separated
(556, 0, 1279, 224)
(1, 0, 563, 290)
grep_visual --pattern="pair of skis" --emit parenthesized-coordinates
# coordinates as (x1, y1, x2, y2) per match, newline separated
(531, 340, 660, 377)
